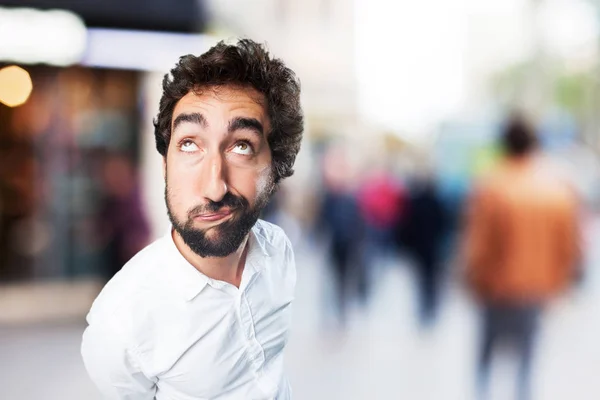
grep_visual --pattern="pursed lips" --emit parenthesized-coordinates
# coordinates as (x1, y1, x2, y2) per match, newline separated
(194, 209, 235, 222)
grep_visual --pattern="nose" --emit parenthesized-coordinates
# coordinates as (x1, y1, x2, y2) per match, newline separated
(200, 153, 228, 203)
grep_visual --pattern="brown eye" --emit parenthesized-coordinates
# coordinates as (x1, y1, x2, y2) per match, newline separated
(231, 141, 253, 155)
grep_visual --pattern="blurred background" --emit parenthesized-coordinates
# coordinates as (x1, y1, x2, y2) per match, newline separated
(1, 0, 600, 399)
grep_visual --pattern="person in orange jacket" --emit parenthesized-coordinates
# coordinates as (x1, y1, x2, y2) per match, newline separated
(464, 113, 581, 400)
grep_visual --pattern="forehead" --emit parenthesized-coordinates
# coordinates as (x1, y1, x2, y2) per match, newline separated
(172, 85, 268, 125)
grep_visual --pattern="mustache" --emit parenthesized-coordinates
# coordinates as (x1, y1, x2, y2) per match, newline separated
(187, 192, 248, 216)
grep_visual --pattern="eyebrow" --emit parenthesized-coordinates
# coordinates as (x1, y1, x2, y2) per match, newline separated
(228, 117, 264, 138)
(172, 112, 207, 131)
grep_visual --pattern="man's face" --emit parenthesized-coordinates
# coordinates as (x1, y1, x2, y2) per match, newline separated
(165, 85, 274, 258)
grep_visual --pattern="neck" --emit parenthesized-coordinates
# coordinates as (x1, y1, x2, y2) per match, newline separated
(507, 152, 534, 164)
(171, 230, 249, 288)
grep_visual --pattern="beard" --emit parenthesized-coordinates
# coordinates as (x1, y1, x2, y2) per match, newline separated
(165, 179, 274, 258)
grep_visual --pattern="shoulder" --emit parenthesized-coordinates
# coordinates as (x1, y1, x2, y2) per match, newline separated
(85, 235, 174, 337)
(470, 163, 511, 199)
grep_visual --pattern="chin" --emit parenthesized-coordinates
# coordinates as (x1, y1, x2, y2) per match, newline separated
(205, 219, 238, 237)
(203, 227, 224, 240)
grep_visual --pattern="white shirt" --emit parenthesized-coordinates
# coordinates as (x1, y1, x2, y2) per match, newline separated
(81, 220, 296, 400)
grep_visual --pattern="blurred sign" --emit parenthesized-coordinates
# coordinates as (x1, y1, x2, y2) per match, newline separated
(0, 7, 86, 66)
(83, 29, 220, 72)
(0, 3, 213, 69)
(0, 0, 206, 33)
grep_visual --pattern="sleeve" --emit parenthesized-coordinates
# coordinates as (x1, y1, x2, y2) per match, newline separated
(81, 322, 157, 400)
(276, 373, 292, 400)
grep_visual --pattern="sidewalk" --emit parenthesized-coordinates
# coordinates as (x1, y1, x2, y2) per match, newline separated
(0, 279, 102, 325)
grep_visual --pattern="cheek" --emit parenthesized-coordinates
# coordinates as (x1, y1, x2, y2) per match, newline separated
(255, 166, 273, 197)
(251, 150, 273, 198)
(229, 165, 272, 203)
(166, 164, 197, 214)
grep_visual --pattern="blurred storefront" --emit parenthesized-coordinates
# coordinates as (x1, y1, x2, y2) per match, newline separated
(0, 1, 210, 283)
(0, 66, 143, 281)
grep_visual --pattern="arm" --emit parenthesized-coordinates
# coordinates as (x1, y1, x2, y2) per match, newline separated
(81, 322, 156, 400)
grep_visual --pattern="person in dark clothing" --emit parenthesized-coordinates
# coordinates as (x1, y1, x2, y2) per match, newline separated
(397, 177, 446, 327)
(97, 153, 150, 281)
(320, 188, 364, 325)
(317, 145, 365, 326)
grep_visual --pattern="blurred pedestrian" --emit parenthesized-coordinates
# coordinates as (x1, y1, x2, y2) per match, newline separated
(317, 145, 365, 326)
(397, 175, 446, 327)
(357, 166, 406, 288)
(464, 114, 581, 400)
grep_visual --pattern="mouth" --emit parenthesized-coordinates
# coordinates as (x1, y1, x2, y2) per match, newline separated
(194, 209, 235, 223)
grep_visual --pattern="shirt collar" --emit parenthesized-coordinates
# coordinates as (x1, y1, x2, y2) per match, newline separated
(164, 228, 210, 302)
(247, 221, 275, 260)
(165, 222, 274, 302)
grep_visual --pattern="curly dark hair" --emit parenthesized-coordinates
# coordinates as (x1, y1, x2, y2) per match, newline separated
(153, 39, 304, 185)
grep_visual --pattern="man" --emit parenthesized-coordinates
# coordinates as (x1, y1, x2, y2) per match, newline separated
(464, 114, 580, 400)
(81, 39, 304, 400)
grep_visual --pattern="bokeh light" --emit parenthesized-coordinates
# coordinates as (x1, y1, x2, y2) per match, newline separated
(0, 65, 33, 107)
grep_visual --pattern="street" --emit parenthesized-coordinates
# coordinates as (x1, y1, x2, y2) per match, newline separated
(2, 224, 600, 400)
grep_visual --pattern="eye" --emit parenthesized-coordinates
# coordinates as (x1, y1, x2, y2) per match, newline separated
(180, 139, 199, 153)
(231, 141, 254, 155)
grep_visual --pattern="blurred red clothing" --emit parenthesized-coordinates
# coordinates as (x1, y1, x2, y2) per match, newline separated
(358, 172, 405, 229)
